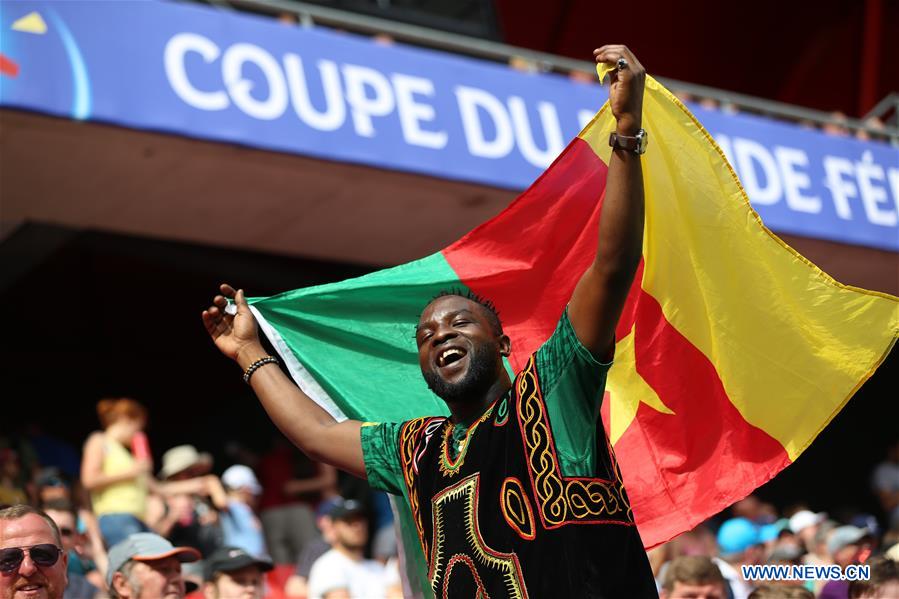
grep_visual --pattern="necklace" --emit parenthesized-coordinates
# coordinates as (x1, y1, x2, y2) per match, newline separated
(438, 403, 495, 478)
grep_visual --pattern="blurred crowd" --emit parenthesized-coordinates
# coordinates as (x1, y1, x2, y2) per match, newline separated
(652, 488, 899, 599)
(1, 397, 897, 598)
(0, 397, 402, 599)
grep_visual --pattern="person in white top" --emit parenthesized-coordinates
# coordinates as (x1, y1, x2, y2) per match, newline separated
(307, 499, 399, 599)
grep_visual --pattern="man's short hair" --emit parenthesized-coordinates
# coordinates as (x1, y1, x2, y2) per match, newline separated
(748, 585, 814, 599)
(427, 289, 504, 335)
(849, 556, 899, 598)
(0, 504, 62, 546)
(41, 498, 76, 518)
(661, 555, 725, 592)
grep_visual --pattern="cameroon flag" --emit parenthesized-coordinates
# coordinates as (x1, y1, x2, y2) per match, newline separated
(249, 75, 897, 588)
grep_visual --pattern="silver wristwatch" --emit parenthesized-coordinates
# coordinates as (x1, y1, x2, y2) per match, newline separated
(608, 128, 648, 155)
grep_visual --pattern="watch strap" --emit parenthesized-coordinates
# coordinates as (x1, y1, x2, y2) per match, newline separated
(608, 129, 647, 154)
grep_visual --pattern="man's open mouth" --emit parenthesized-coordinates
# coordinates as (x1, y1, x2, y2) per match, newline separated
(437, 347, 468, 368)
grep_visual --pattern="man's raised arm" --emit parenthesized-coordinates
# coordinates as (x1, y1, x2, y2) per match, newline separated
(568, 45, 646, 360)
(202, 284, 366, 478)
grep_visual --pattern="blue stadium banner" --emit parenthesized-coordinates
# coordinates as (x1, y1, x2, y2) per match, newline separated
(1, 0, 897, 251)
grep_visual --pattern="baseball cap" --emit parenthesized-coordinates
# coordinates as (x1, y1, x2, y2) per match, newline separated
(759, 522, 784, 544)
(221, 465, 262, 495)
(107, 533, 200, 587)
(826, 525, 870, 556)
(203, 547, 273, 581)
(330, 498, 366, 521)
(717, 518, 761, 555)
(788, 510, 826, 534)
(316, 496, 343, 519)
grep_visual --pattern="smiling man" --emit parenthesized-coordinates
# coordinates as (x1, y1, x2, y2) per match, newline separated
(204, 44, 657, 597)
(0, 505, 68, 599)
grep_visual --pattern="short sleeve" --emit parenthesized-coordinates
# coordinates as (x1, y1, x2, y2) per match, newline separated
(360, 422, 405, 496)
(308, 553, 349, 599)
(532, 308, 613, 476)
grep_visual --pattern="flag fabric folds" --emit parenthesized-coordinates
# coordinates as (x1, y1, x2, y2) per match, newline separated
(249, 75, 898, 583)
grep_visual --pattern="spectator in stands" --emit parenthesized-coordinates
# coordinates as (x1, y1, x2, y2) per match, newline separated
(872, 439, 899, 529)
(81, 398, 154, 547)
(34, 469, 71, 507)
(882, 526, 899, 560)
(107, 532, 199, 599)
(747, 586, 814, 599)
(854, 117, 887, 142)
(733, 496, 778, 525)
(801, 518, 837, 595)
(659, 555, 728, 599)
(0, 449, 28, 506)
(219, 465, 267, 558)
(788, 509, 826, 554)
(148, 445, 228, 559)
(819, 525, 874, 599)
(370, 491, 397, 564)
(202, 546, 273, 599)
(284, 497, 341, 598)
(758, 519, 791, 557)
(43, 498, 107, 596)
(0, 505, 69, 599)
(822, 111, 851, 136)
(307, 499, 398, 599)
(716, 518, 764, 599)
(257, 438, 336, 564)
(848, 556, 899, 598)
(763, 545, 810, 592)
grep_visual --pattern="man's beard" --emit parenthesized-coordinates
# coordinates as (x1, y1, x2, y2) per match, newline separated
(423, 342, 498, 404)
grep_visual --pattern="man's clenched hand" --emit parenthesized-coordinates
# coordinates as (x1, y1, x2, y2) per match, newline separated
(594, 45, 646, 136)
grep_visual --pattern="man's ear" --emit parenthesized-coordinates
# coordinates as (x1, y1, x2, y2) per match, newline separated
(112, 571, 132, 598)
(499, 334, 512, 357)
(60, 551, 68, 588)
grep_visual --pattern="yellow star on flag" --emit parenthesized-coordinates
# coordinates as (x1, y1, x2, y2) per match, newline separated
(606, 324, 675, 445)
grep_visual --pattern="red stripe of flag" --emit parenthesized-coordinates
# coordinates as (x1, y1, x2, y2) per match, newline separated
(442, 135, 790, 547)
(443, 138, 608, 368)
(602, 283, 791, 546)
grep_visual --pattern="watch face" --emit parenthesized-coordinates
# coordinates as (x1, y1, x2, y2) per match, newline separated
(636, 129, 648, 154)
(609, 130, 647, 153)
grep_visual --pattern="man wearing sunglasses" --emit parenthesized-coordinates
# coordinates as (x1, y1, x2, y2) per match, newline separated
(0, 504, 68, 599)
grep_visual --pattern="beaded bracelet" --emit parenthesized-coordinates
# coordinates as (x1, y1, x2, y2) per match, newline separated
(242, 356, 279, 384)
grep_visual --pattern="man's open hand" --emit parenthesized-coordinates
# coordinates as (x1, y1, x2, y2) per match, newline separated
(202, 283, 261, 364)
(594, 45, 646, 136)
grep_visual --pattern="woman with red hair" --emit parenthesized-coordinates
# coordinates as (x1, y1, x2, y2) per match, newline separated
(80, 398, 153, 547)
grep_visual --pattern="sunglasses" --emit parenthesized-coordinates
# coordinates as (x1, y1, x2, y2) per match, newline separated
(0, 544, 63, 574)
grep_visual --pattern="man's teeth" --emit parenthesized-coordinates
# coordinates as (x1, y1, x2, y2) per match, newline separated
(439, 348, 464, 366)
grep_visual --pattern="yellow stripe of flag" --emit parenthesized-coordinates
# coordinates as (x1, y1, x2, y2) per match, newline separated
(580, 76, 898, 461)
